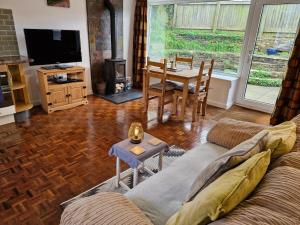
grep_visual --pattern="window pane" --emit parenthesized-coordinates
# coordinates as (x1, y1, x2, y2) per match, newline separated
(148, 1, 250, 77)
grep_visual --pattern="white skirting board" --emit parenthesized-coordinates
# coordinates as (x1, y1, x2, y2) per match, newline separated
(0, 114, 15, 126)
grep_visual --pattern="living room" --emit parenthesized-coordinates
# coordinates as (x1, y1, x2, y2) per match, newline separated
(0, 0, 300, 224)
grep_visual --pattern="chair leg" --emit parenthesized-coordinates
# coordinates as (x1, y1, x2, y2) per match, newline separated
(144, 93, 149, 113)
(159, 98, 164, 121)
(172, 93, 178, 115)
(192, 100, 198, 122)
(201, 99, 207, 116)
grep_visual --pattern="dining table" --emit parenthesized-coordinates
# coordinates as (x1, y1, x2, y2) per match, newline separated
(142, 67, 208, 121)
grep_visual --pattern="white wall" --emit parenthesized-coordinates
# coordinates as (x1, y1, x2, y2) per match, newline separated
(0, 0, 92, 104)
(123, 0, 136, 78)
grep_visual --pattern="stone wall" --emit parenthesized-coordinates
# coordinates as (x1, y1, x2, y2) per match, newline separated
(0, 8, 19, 57)
(86, 0, 123, 94)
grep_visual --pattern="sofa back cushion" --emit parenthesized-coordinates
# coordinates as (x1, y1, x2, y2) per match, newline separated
(271, 151, 300, 171)
(166, 151, 271, 225)
(207, 118, 268, 149)
(209, 166, 300, 225)
(185, 131, 272, 202)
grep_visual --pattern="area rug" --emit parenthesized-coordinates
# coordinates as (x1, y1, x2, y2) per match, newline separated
(61, 145, 185, 208)
(98, 89, 143, 104)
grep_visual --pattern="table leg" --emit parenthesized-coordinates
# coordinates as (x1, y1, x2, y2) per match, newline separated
(179, 81, 189, 120)
(158, 151, 163, 171)
(115, 157, 120, 188)
(133, 168, 138, 187)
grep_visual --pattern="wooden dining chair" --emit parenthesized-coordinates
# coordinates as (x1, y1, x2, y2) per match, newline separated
(144, 57, 176, 121)
(175, 54, 194, 69)
(173, 59, 214, 121)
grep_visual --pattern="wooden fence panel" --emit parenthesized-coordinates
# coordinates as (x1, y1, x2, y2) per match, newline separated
(174, 2, 300, 33)
(217, 4, 249, 31)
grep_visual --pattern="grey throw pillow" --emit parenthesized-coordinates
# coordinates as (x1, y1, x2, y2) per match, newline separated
(185, 130, 270, 202)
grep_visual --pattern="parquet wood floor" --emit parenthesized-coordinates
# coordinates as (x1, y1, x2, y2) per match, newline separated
(0, 96, 270, 225)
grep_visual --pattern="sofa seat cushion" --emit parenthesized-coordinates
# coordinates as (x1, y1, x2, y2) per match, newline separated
(60, 192, 154, 225)
(209, 166, 300, 225)
(207, 118, 268, 149)
(125, 143, 228, 225)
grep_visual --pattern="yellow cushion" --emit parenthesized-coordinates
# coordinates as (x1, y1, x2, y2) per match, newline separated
(166, 150, 271, 225)
(266, 121, 296, 158)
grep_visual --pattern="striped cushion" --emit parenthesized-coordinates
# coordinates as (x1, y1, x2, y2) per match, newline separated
(207, 118, 268, 149)
(60, 192, 153, 225)
(210, 166, 300, 225)
(271, 151, 300, 170)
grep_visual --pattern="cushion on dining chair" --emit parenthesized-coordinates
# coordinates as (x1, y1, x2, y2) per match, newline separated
(150, 82, 176, 91)
(175, 83, 205, 94)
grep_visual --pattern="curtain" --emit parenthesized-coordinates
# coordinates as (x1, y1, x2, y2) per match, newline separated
(132, 0, 148, 88)
(270, 29, 300, 125)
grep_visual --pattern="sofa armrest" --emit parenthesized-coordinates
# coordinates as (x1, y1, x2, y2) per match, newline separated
(207, 118, 268, 149)
(60, 192, 154, 225)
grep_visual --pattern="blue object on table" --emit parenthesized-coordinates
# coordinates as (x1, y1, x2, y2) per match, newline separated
(266, 48, 279, 55)
(109, 133, 169, 168)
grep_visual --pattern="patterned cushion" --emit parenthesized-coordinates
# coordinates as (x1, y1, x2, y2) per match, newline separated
(207, 118, 269, 149)
(209, 166, 300, 225)
(167, 80, 205, 93)
(150, 82, 176, 91)
(185, 131, 269, 202)
(60, 192, 153, 225)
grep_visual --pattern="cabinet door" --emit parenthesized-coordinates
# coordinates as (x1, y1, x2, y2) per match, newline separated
(49, 86, 69, 108)
(68, 84, 86, 104)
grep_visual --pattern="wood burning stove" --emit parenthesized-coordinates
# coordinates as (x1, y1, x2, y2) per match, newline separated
(104, 0, 127, 95)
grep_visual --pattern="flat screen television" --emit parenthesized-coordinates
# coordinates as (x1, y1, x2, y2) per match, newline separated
(24, 29, 82, 66)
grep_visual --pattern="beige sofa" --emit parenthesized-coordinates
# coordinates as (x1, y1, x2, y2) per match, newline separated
(60, 115, 300, 225)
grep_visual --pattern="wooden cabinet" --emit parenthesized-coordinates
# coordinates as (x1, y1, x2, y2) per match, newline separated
(38, 67, 88, 114)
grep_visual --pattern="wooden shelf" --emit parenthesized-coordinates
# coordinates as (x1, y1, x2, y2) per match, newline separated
(15, 102, 33, 113)
(12, 82, 25, 90)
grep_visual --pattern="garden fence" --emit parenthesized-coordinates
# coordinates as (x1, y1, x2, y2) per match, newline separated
(174, 1, 300, 33)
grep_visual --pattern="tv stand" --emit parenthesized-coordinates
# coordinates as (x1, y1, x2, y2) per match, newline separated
(41, 65, 74, 70)
(37, 66, 88, 113)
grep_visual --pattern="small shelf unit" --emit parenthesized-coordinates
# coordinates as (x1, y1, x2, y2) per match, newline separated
(37, 66, 88, 114)
(0, 63, 33, 114)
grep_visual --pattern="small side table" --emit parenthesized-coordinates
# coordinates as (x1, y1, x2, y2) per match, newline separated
(109, 133, 169, 190)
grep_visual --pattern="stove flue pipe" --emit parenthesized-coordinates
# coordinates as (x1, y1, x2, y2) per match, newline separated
(104, 0, 117, 59)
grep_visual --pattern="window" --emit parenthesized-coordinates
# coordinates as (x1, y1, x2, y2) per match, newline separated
(148, 1, 251, 77)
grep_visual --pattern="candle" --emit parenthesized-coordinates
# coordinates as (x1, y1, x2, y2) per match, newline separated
(134, 127, 139, 139)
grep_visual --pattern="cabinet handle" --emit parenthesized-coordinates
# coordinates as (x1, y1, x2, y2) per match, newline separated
(48, 103, 52, 106)
(83, 86, 87, 89)
(83, 96, 87, 99)
(46, 92, 51, 95)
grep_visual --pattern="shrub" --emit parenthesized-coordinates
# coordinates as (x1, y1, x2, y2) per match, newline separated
(248, 77, 282, 87)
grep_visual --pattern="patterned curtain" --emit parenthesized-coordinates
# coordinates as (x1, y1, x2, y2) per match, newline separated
(132, 0, 147, 88)
(270, 29, 300, 125)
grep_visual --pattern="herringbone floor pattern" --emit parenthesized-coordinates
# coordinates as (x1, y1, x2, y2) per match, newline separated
(0, 96, 270, 225)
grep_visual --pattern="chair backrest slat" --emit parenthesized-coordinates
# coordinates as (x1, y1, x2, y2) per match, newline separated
(194, 59, 214, 98)
(146, 57, 168, 93)
(175, 54, 193, 70)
